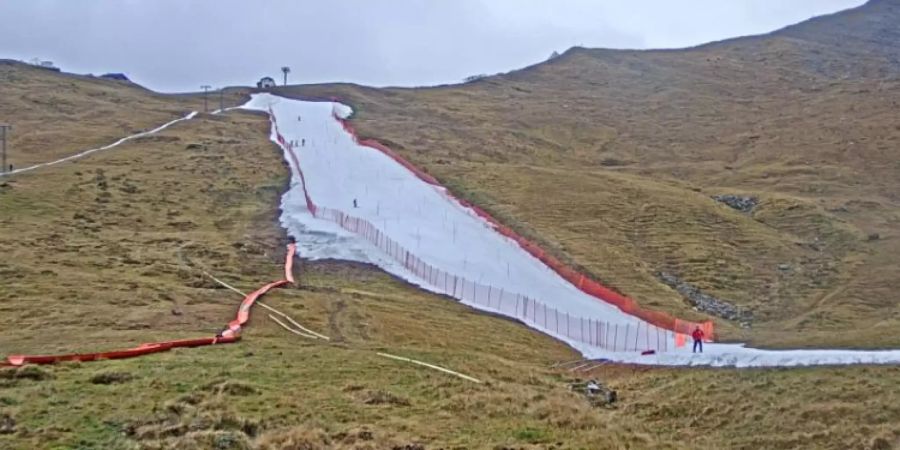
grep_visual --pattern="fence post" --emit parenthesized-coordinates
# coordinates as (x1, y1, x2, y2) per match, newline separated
(613, 324, 619, 352)
(590, 319, 595, 346)
(634, 322, 641, 351)
(655, 326, 660, 352)
(581, 318, 586, 343)
(625, 324, 632, 352)
(605, 322, 610, 350)
(528, 298, 534, 322)
(596, 320, 601, 347)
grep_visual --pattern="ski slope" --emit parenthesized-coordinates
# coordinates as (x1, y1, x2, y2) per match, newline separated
(242, 93, 900, 367)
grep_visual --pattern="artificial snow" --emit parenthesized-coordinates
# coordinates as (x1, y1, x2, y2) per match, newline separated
(242, 93, 900, 368)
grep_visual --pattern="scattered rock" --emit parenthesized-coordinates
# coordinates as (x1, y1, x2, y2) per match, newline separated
(171, 307, 183, 316)
(391, 444, 425, 450)
(570, 379, 617, 407)
(212, 431, 251, 450)
(91, 371, 133, 385)
(867, 233, 880, 241)
(658, 272, 752, 322)
(713, 194, 759, 212)
(0, 413, 15, 434)
(778, 264, 792, 271)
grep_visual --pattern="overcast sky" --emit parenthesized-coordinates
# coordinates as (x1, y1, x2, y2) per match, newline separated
(1, 0, 866, 93)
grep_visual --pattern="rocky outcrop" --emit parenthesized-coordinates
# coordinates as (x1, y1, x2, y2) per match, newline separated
(713, 195, 759, 212)
(570, 379, 617, 408)
(658, 272, 753, 325)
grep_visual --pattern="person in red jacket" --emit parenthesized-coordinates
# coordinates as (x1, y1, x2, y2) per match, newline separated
(692, 326, 705, 353)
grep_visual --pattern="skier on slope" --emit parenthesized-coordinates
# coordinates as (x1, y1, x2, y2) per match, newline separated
(692, 326, 705, 353)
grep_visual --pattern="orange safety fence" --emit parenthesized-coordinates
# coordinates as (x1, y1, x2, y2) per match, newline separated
(267, 103, 712, 353)
(1, 244, 297, 367)
(319, 104, 713, 341)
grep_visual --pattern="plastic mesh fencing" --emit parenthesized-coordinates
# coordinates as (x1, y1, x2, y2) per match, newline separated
(316, 206, 673, 353)
(325, 104, 715, 341)
(271, 103, 714, 353)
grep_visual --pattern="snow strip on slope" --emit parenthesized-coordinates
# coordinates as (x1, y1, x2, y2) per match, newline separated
(243, 93, 900, 367)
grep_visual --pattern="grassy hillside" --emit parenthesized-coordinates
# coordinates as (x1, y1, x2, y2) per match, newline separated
(3, 2, 900, 448)
(279, 0, 900, 348)
(1, 65, 899, 449)
(0, 60, 243, 168)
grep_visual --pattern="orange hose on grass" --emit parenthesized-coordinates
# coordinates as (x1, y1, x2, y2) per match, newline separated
(1, 244, 297, 367)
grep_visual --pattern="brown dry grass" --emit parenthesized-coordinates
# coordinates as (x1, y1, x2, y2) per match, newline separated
(0, 108, 286, 354)
(0, 60, 245, 168)
(2, 12, 900, 447)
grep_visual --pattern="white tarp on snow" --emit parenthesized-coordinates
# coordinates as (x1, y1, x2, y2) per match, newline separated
(242, 93, 900, 367)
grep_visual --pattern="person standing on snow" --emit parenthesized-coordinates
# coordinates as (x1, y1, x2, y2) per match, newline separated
(692, 326, 705, 353)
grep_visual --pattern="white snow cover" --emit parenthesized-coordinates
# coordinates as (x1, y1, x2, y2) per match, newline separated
(0, 111, 198, 177)
(242, 93, 900, 367)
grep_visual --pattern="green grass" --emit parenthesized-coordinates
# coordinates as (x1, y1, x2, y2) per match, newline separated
(2, 53, 900, 449)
